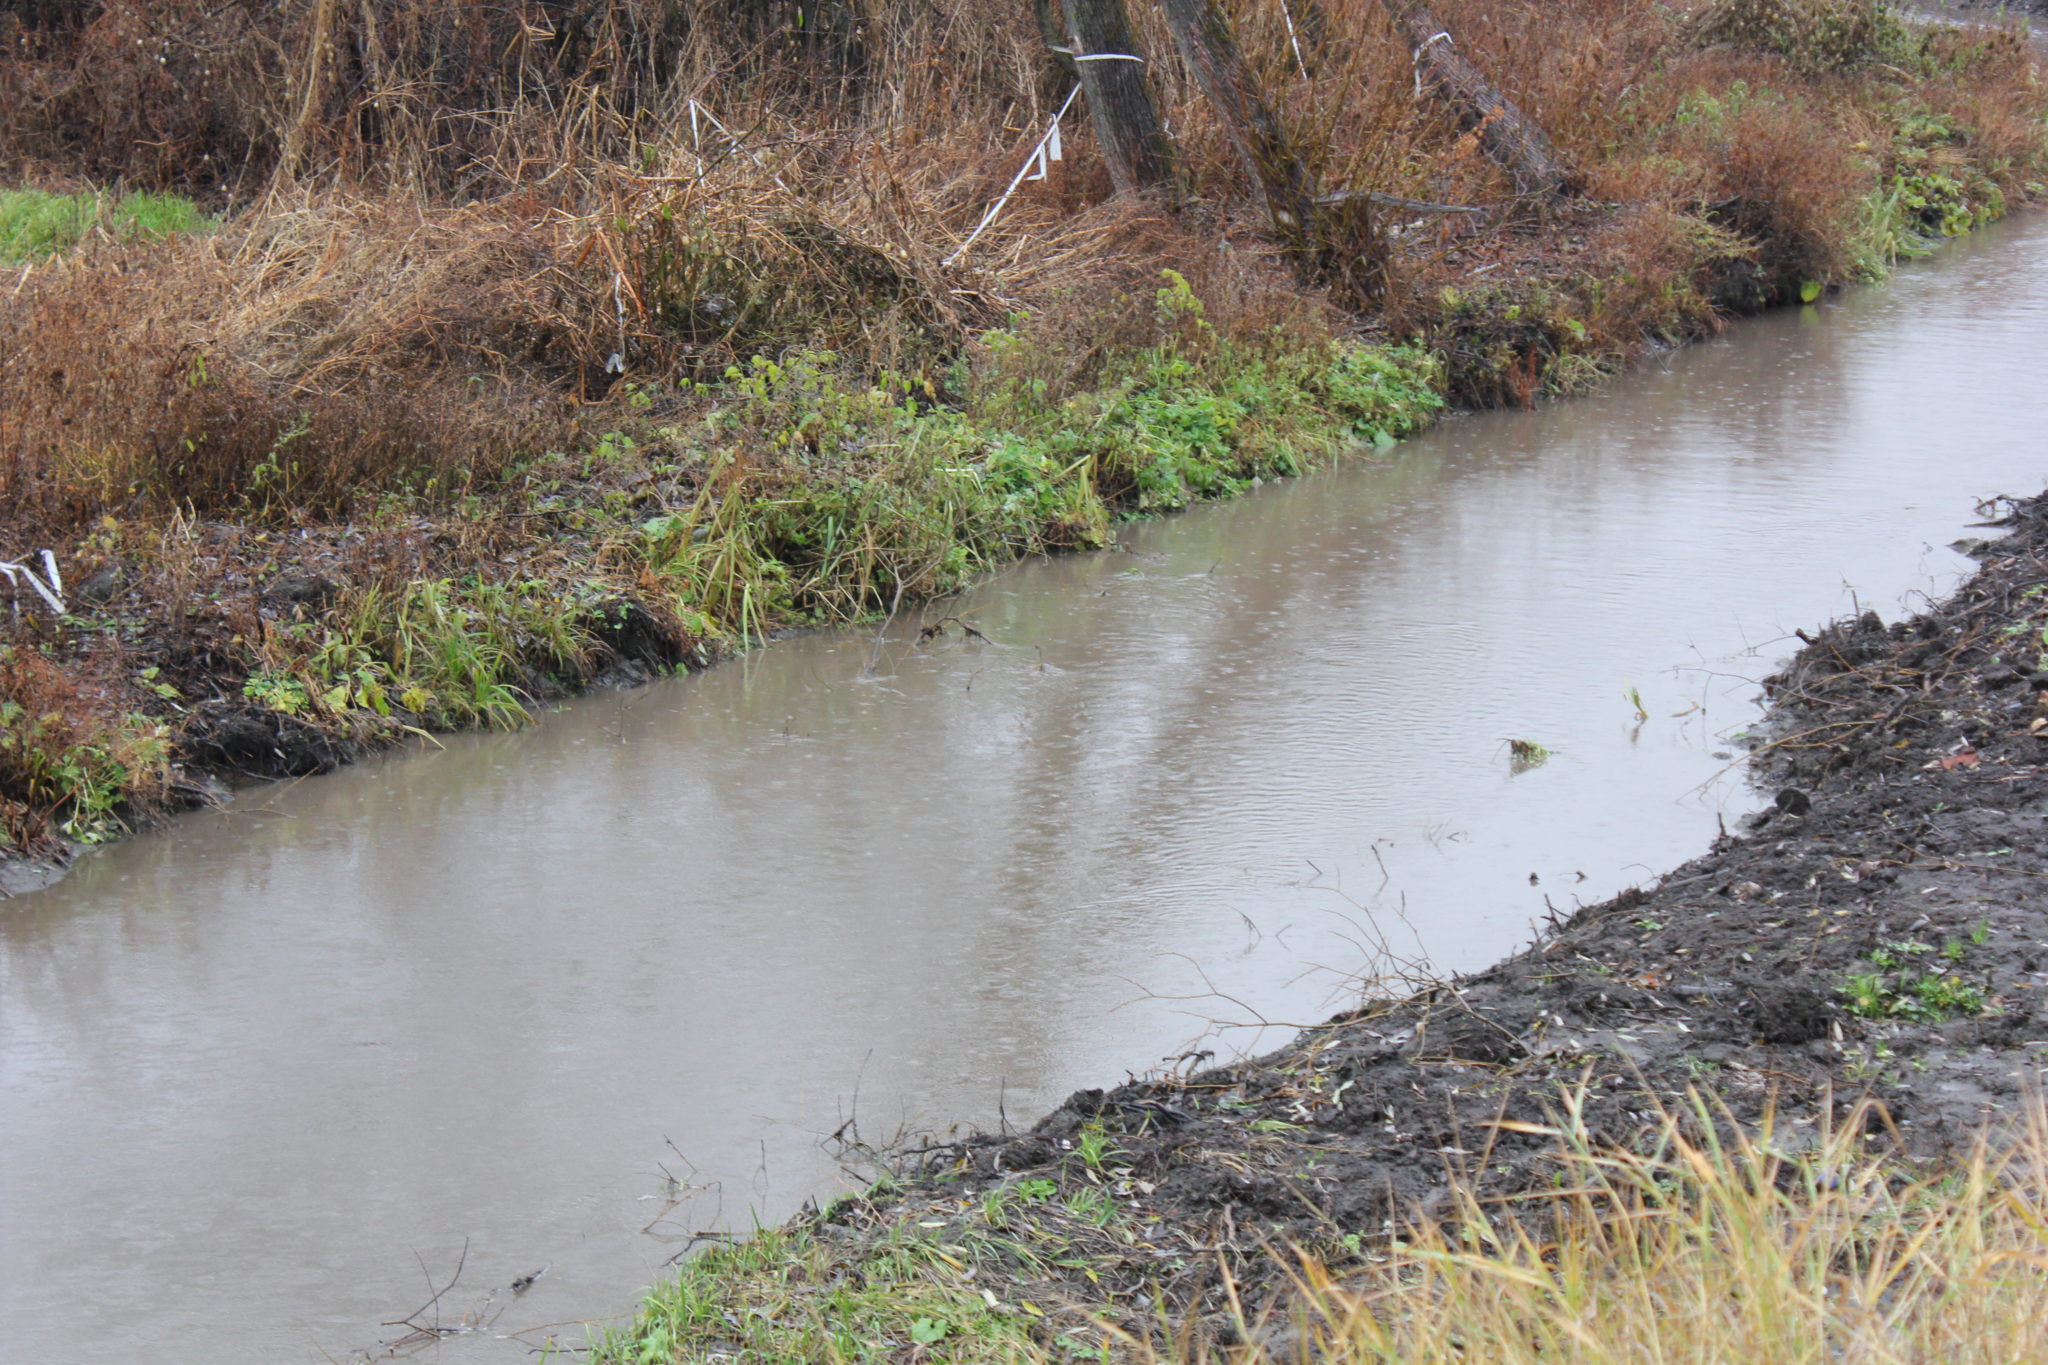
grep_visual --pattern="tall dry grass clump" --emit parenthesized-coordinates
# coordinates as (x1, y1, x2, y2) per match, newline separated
(0, 1, 1048, 193)
(1213, 1096, 2048, 1365)
(3, 1, 2039, 423)
(0, 1, 2039, 536)
(0, 200, 570, 527)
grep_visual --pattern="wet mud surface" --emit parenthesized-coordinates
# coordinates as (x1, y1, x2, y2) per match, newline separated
(821, 490, 2048, 1343)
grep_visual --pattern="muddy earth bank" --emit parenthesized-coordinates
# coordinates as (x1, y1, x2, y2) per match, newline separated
(793, 489, 2048, 1344)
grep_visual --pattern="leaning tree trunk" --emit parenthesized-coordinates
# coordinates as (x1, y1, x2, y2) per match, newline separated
(1157, 0, 1319, 251)
(1157, 0, 1384, 299)
(1060, 0, 1175, 198)
(1380, 0, 1576, 199)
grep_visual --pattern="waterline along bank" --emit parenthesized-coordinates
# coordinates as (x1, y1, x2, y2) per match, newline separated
(596, 488, 2048, 1360)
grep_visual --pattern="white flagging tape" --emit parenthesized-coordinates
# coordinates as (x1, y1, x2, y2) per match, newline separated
(1276, 0, 1310, 79)
(608, 270, 628, 374)
(684, 97, 792, 193)
(943, 82, 1083, 268)
(1414, 31, 1451, 98)
(0, 550, 65, 616)
(1037, 117, 1063, 179)
(1046, 47, 1145, 64)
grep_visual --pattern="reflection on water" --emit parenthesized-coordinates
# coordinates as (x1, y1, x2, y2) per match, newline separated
(4, 212, 2048, 1363)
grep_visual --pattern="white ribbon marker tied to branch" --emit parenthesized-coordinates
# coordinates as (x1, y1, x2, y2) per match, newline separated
(0, 550, 66, 616)
(684, 97, 791, 192)
(1415, 31, 1452, 98)
(944, 81, 1089, 267)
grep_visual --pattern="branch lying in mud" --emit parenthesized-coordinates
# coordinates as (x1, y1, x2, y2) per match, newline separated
(1679, 717, 1883, 800)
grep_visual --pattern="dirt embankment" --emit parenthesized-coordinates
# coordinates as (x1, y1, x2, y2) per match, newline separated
(704, 491, 2048, 1352)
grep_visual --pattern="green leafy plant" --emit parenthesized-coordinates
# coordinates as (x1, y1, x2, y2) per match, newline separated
(1071, 1122, 1124, 1175)
(0, 694, 169, 844)
(1841, 939, 1988, 1021)
(242, 671, 313, 716)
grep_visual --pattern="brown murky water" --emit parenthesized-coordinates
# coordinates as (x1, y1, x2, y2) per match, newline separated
(5, 212, 2048, 1362)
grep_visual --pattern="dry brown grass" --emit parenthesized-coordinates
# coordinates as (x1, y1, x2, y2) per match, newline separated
(0, 207, 566, 525)
(2, 2, 2034, 396)
(1646, 49, 1875, 291)
(0, 1, 2037, 524)
(1207, 1096, 2048, 1365)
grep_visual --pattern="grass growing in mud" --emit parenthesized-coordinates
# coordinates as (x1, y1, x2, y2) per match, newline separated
(591, 1125, 1166, 1364)
(592, 1097, 2048, 1364)
(594, 1214, 1060, 1364)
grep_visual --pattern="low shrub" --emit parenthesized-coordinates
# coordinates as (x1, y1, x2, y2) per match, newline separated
(0, 644, 169, 847)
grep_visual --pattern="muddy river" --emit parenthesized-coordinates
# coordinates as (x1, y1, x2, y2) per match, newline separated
(5, 213, 2048, 1362)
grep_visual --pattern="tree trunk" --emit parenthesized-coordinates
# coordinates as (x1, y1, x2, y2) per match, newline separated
(1380, 0, 1575, 199)
(1156, 0, 1383, 299)
(1059, 0, 1174, 198)
(278, 0, 343, 181)
(1035, 0, 1074, 74)
(1157, 0, 1319, 251)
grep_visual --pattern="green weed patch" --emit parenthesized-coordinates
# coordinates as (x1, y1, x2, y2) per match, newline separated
(0, 189, 209, 262)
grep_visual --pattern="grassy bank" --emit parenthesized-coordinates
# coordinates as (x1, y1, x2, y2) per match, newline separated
(2, 0, 2045, 856)
(0, 280, 1444, 849)
(592, 1100, 2048, 1364)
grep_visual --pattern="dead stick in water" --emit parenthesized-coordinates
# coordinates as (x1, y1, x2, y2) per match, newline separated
(383, 1237, 469, 1335)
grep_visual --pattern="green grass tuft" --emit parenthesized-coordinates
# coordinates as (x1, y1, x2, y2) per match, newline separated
(0, 189, 211, 262)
